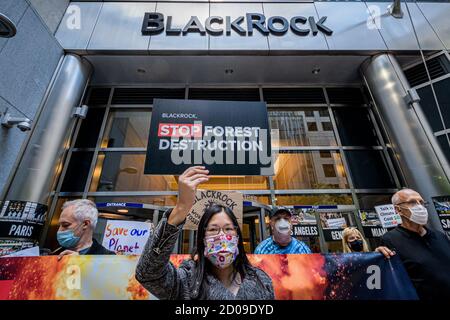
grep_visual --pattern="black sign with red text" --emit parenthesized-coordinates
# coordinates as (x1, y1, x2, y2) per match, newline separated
(144, 99, 272, 175)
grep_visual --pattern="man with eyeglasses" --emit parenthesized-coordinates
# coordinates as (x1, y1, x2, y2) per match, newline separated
(381, 188, 450, 299)
(255, 207, 311, 254)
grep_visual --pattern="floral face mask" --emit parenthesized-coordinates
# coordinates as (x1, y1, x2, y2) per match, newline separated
(204, 233, 239, 269)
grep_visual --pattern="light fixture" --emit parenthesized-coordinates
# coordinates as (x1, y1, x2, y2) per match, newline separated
(312, 66, 321, 75)
(120, 167, 138, 174)
(117, 209, 129, 213)
(388, 0, 403, 18)
(1, 112, 32, 131)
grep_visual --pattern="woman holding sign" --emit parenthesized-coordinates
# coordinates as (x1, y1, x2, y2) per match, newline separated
(135, 166, 274, 300)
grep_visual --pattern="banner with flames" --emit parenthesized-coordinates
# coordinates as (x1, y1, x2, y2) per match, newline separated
(0, 253, 418, 300)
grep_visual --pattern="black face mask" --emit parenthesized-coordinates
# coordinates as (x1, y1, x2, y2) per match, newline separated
(348, 239, 364, 252)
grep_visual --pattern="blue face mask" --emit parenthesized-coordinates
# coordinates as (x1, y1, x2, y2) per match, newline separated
(57, 224, 82, 248)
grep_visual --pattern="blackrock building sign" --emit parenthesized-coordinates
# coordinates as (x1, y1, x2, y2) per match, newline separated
(142, 13, 333, 37)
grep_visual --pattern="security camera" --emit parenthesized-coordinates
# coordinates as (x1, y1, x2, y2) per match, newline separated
(17, 121, 32, 132)
(1, 112, 32, 131)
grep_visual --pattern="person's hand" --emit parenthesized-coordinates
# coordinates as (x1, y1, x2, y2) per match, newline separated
(57, 249, 79, 261)
(375, 246, 395, 259)
(168, 166, 209, 226)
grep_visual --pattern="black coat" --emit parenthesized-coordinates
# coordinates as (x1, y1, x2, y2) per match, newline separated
(85, 238, 116, 255)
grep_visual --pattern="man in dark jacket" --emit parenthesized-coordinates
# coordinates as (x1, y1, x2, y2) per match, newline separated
(55, 199, 115, 258)
(381, 188, 450, 299)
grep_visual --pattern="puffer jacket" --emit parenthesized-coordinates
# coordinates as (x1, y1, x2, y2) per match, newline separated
(135, 210, 275, 300)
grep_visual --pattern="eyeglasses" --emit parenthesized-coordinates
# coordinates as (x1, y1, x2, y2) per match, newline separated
(395, 200, 429, 207)
(205, 225, 238, 236)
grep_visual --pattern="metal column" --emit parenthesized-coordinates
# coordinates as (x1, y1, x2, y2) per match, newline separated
(5, 54, 92, 204)
(360, 53, 450, 232)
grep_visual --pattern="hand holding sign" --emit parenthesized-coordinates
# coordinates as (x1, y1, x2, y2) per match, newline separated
(168, 166, 210, 226)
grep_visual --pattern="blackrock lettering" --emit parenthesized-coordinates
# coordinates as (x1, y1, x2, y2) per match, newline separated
(142, 12, 333, 37)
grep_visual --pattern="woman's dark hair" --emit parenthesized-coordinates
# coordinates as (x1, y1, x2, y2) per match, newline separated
(190, 203, 259, 299)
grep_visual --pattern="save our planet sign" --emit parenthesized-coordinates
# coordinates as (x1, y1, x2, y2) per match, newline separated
(102, 220, 152, 255)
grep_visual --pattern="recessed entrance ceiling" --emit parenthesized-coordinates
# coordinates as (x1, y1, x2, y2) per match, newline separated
(85, 55, 422, 86)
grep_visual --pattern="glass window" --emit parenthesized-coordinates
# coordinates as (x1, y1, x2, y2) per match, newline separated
(269, 109, 337, 147)
(60, 152, 94, 192)
(273, 151, 349, 189)
(356, 194, 394, 210)
(436, 134, 450, 164)
(102, 110, 152, 148)
(416, 85, 444, 132)
(323, 164, 337, 178)
(75, 108, 105, 148)
(274, 194, 353, 206)
(345, 151, 396, 189)
(434, 78, 450, 128)
(89, 152, 270, 192)
(333, 108, 380, 146)
(307, 122, 318, 131)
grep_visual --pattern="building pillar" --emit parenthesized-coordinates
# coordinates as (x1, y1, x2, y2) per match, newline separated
(360, 53, 450, 233)
(0, 54, 92, 251)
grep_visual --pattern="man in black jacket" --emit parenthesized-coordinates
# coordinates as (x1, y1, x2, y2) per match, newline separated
(55, 199, 115, 258)
(381, 188, 450, 300)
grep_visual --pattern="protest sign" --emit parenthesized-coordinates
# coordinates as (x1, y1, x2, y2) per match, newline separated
(102, 220, 152, 255)
(144, 99, 272, 175)
(184, 190, 243, 230)
(375, 204, 402, 228)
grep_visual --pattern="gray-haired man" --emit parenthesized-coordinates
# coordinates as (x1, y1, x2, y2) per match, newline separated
(56, 199, 115, 258)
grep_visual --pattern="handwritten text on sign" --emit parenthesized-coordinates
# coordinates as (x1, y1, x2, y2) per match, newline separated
(184, 190, 243, 230)
(102, 220, 152, 255)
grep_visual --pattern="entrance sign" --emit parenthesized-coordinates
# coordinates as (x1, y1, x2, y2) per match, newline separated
(144, 99, 273, 175)
(184, 190, 243, 230)
(375, 204, 402, 229)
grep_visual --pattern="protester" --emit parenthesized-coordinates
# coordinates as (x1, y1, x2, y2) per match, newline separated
(381, 188, 450, 299)
(254, 207, 311, 254)
(135, 166, 274, 300)
(55, 199, 115, 258)
(342, 227, 395, 258)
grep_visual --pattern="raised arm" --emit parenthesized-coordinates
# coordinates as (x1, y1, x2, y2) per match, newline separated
(135, 166, 209, 299)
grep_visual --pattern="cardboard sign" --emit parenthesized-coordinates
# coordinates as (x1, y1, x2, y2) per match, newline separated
(184, 190, 243, 230)
(375, 204, 402, 228)
(102, 220, 152, 255)
(144, 99, 273, 175)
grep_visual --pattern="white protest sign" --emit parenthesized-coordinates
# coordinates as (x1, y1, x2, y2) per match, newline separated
(102, 220, 152, 255)
(184, 190, 243, 230)
(375, 204, 402, 228)
(326, 217, 347, 229)
(2, 246, 40, 257)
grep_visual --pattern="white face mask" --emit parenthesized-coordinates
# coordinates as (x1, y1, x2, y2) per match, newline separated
(275, 218, 291, 235)
(406, 205, 428, 225)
